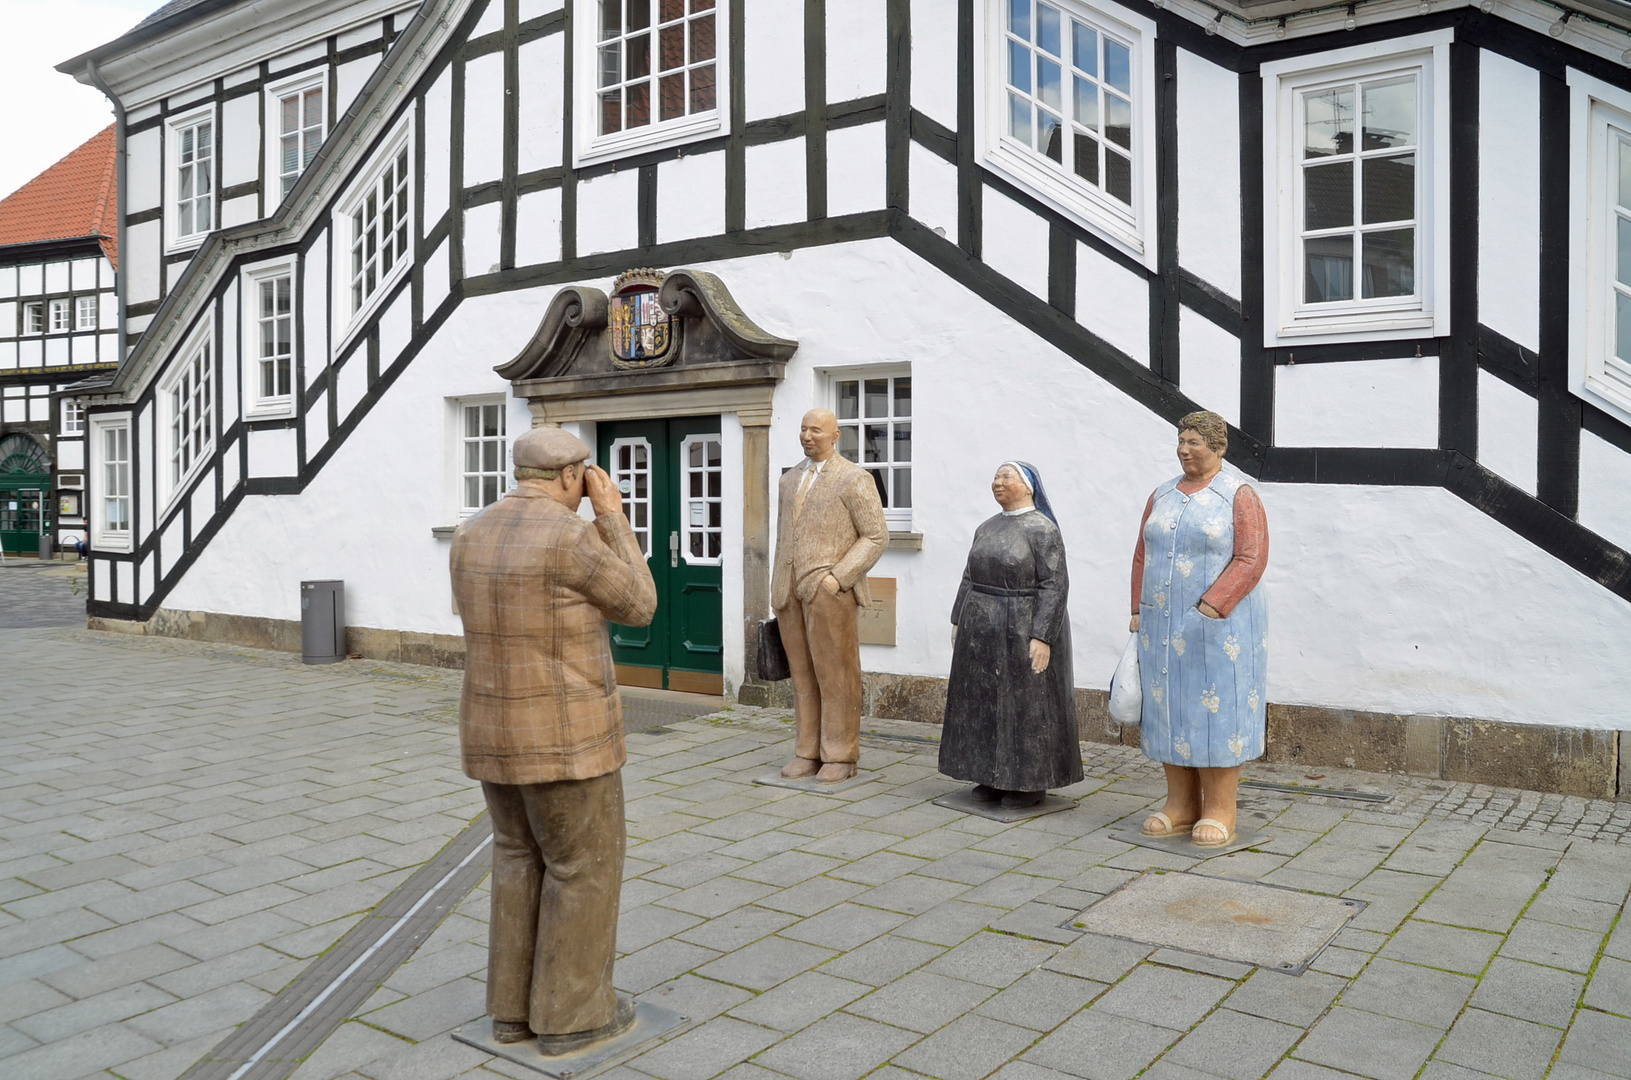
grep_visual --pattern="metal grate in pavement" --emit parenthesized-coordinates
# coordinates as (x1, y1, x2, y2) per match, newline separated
(177, 816, 494, 1080)
(1067, 869, 1366, 976)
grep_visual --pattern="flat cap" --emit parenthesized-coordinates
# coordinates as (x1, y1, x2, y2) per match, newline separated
(514, 427, 592, 470)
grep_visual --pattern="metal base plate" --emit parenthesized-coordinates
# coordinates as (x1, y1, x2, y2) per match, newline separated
(452, 1002, 687, 1078)
(1109, 824, 1265, 858)
(933, 790, 1075, 823)
(1067, 870, 1366, 976)
(753, 770, 878, 794)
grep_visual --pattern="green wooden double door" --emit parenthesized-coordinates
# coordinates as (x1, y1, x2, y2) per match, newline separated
(599, 416, 725, 695)
(0, 485, 49, 556)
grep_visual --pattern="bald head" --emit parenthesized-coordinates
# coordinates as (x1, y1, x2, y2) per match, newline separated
(799, 409, 839, 462)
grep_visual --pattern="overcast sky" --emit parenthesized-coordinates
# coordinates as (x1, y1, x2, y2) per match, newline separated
(0, 0, 158, 202)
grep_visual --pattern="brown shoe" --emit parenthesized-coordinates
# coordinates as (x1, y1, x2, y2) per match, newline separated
(491, 1020, 531, 1044)
(537, 996, 637, 1056)
(781, 757, 820, 779)
(816, 761, 858, 784)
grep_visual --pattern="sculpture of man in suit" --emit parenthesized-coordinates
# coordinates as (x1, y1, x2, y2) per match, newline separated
(771, 408, 889, 783)
(450, 426, 657, 1053)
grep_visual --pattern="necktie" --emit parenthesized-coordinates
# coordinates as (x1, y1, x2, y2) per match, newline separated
(794, 463, 818, 521)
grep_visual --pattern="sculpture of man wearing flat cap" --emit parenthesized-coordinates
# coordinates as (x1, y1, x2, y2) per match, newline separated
(450, 426, 657, 1054)
(772, 408, 889, 783)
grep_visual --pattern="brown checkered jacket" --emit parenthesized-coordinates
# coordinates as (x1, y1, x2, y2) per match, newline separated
(450, 484, 657, 785)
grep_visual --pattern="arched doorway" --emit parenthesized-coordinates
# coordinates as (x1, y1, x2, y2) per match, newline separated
(0, 434, 51, 556)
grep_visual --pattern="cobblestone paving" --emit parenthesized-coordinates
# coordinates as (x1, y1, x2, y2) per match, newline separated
(0, 627, 1628, 1080)
(0, 559, 89, 629)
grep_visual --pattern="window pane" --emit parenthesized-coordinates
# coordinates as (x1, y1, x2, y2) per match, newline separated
(281, 95, 299, 135)
(465, 406, 480, 437)
(835, 381, 859, 420)
(1362, 153, 1414, 224)
(1072, 22, 1097, 77)
(1009, 0, 1030, 39)
(1618, 216, 1631, 286)
(838, 426, 859, 461)
(465, 476, 480, 507)
(483, 441, 499, 471)
(1105, 93, 1130, 149)
(629, 0, 651, 30)
(690, 64, 716, 113)
(1038, 110, 1063, 162)
(599, 44, 620, 87)
(1105, 150, 1130, 203)
(305, 88, 323, 128)
(691, 13, 715, 61)
(1009, 93, 1032, 146)
(868, 469, 889, 507)
(1304, 161, 1353, 230)
(864, 379, 889, 417)
(601, 0, 621, 40)
(659, 24, 684, 70)
(600, 90, 622, 134)
(1074, 133, 1099, 184)
(1037, 3, 1061, 55)
(893, 422, 911, 463)
(660, 0, 683, 18)
(1362, 76, 1415, 151)
(707, 439, 721, 466)
(658, 74, 682, 121)
(628, 33, 651, 78)
(1038, 57, 1061, 111)
(894, 468, 912, 508)
(1305, 87, 1354, 158)
(1619, 140, 1631, 209)
(484, 476, 498, 505)
(708, 471, 721, 496)
(893, 377, 911, 417)
(864, 424, 887, 463)
(1074, 76, 1098, 129)
(1361, 228, 1414, 298)
(1618, 290, 1631, 363)
(1008, 40, 1031, 93)
(630, 79, 653, 126)
(484, 404, 502, 435)
(1304, 236, 1354, 302)
(1104, 39, 1130, 95)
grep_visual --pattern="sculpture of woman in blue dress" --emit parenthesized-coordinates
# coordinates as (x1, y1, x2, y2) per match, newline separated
(1129, 412, 1268, 847)
(941, 462, 1083, 810)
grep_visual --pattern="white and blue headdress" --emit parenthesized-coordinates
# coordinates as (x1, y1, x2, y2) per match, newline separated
(1000, 460, 1057, 524)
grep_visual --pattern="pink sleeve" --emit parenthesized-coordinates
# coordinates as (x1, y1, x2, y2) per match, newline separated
(1130, 493, 1154, 615)
(1201, 485, 1268, 617)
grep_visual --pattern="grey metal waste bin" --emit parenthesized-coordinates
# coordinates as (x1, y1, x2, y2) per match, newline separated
(301, 580, 346, 664)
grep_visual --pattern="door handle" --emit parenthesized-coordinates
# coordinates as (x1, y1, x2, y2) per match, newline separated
(670, 531, 679, 568)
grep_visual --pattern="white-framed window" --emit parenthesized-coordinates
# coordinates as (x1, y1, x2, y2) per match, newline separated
(680, 433, 723, 564)
(244, 264, 295, 415)
(62, 399, 84, 435)
(608, 436, 653, 556)
(574, 0, 726, 167)
(90, 415, 132, 552)
(1569, 70, 1631, 427)
(170, 111, 216, 246)
(336, 121, 413, 338)
(161, 335, 214, 497)
(832, 369, 913, 529)
(980, 0, 1157, 268)
(49, 299, 70, 333)
(1262, 32, 1451, 347)
(22, 301, 43, 335)
(270, 76, 326, 201)
(459, 399, 508, 516)
(75, 296, 97, 331)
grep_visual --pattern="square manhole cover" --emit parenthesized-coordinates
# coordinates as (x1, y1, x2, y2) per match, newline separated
(1067, 870, 1365, 975)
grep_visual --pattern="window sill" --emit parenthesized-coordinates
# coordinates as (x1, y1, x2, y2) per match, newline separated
(887, 531, 923, 551)
(92, 536, 132, 554)
(983, 146, 1152, 271)
(1267, 310, 1440, 349)
(576, 113, 723, 169)
(244, 402, 295, 422)
(431, 525, 458, 540)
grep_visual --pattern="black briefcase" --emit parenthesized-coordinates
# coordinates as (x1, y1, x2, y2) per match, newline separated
(757, 618, 791, 682)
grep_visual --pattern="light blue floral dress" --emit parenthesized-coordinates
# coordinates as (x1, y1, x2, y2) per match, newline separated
(1137, 466, 1268, 768)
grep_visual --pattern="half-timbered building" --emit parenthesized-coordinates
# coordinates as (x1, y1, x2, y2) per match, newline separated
(57, 0, 1631, 793)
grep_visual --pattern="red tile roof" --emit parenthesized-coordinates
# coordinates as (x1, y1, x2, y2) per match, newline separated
(0, 125, 119, 268)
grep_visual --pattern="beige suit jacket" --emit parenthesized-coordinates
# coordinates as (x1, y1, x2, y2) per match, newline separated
(450, 484, 657, 785)
(771, 453, 889, 611)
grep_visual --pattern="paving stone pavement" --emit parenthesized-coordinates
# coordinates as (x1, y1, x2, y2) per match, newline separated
(0, 560, 90, 629)
(0, 626, 1628, 1080)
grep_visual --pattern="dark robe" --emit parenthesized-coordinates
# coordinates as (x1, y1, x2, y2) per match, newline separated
(940, 510, 1083, 792)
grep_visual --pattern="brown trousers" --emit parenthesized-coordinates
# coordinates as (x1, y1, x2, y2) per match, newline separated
(481, 772, 624, 1035)
(775, 586, 862, 763)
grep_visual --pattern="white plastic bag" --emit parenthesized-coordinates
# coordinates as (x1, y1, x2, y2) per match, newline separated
(1107, 633, 1142, 726)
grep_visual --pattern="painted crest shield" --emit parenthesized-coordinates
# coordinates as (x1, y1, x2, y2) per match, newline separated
(609, 269, 673, 367)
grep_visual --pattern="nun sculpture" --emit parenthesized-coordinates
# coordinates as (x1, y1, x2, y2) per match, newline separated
(940, 462, 1083, 809)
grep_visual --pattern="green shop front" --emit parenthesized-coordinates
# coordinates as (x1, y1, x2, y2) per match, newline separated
(0, 435, 51, 557)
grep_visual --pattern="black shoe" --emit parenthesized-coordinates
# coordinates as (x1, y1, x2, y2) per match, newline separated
(491, 1019, 532, 1044)
(970, 784, 1002, 803)
(536, 997, 637, 1056)
(1001, 790, 1044, 810)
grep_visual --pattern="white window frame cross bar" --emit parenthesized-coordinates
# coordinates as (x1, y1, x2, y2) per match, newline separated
(1261, 32, 1451, 347)
(609, 436, 654, 558)
(680, 433, 723, 566)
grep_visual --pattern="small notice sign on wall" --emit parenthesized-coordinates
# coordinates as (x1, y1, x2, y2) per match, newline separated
(858, 577, 897, 647)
